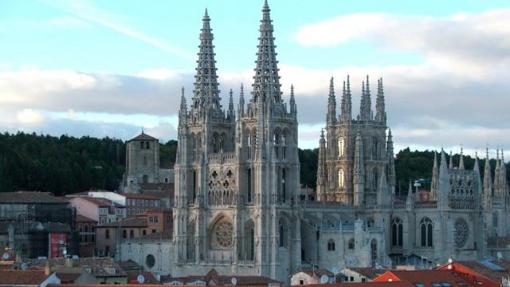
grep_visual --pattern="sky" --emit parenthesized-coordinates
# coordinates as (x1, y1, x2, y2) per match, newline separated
(1, 0, 510, 157)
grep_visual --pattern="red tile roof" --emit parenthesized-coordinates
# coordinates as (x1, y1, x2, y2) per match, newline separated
(79, 196, 123, 207)
(0, 270, 52, 285)
(347, 267, 386, 280)
(374, 270, 474, 287)
(306, 281, 414, 287)
(299, 268, 334, 277)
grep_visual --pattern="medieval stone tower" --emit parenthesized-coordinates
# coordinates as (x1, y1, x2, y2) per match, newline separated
(124, 132, 160, 192)
(173, 2, 301, 281)
(316, 76, 395, 207)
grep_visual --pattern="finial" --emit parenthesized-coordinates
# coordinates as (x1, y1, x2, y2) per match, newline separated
(366, 75, 370, 92)
(203, 8, 210, 20)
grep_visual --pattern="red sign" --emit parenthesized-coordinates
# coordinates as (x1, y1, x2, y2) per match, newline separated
(48, 233, 67, 258)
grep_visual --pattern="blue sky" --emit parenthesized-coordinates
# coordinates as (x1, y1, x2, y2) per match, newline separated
(1, 0, 510, 155)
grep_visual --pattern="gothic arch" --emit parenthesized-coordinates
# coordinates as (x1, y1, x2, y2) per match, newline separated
(208, 214, 233, 250)
(243, 219, 255, 261)
(420, 217, 433, 247)
(278, 216, 290, 248)
(187, 220, 196, 261)
(391, 217, 403, 247)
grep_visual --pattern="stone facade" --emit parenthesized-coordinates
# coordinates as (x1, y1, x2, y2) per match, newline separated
(119, 1, 510, 283)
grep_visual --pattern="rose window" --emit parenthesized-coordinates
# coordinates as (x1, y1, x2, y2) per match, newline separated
(215, 222, 233, 248)
(454, 218, 469, 248)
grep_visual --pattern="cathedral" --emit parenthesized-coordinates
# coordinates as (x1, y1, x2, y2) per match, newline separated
(120, 1, 510, 283)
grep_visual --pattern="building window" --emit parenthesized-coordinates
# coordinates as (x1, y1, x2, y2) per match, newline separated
(122, 230, 127, 239)
(143, 230, 146, 236)
(338, 138, 345, 158)
(146, 254, 155, 268)
(420, 217, 433, 247)
(247, 168, 252, 203)
(105, 229, 110, 239)
(140, 141, 145, 149)
(391, 217, 403, 247)
(348, 238, 355, 249)
(327, 239, 335, 251)
(338, 169, 344, 188)
(130, 230, 134, 239)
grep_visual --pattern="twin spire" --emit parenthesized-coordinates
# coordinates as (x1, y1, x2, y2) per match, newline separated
(326, 75, 385, 124)
(181, 1, 294, 122)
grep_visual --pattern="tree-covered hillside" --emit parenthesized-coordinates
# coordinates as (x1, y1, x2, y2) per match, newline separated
(0, 132, 507, 195)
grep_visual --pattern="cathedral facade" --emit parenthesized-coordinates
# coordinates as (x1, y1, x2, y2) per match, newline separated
(120, 1, 510, 283)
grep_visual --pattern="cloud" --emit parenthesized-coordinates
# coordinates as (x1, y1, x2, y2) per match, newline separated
(39, 0, 194, 60)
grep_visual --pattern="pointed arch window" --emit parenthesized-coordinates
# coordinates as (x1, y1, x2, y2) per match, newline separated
(420, 217, 433, 247)
(338, 169, 345, 188)
(338, 138, 345, 158)
(391, 217, 403, 247)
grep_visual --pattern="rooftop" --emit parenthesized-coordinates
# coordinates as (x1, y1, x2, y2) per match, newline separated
(0, 270, 52, 285)
(99, 216, 147, 228)
(374, 270, 473, 287)
(0, 191, 68, 204)
(346, 267, 387, 280)
(127, 132, 157, 142)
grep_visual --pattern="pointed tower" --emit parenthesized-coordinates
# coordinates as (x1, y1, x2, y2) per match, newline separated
(375, 78, 386, 124)
(483, 148, 492, 209)
(238, 84, 245, 117)
(359, 75, 372, 121)
(179, 87, 188, 125)
(431, 151, 439, 201)
(449, 151, 454, 169)
(228, 88, 235, 120)
(251, 0, 281, 106)
(353, 133, 365, 206)
(406, 181, 414, 210)
(340, 75, 352, 122)
(191, 9, 222, 119)
(459, 148, 465, 170)
(499, 149, 507, 198)
(316, 129, 327, 201)
(327, 77, 336, 125)
(438, 149, 450, 209)
(290, 84, 297, 116)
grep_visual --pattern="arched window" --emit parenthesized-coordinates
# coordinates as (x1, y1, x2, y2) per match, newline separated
(105, 229, 110, 239)
(338, 169, 344, 188)
(282, 169, 287, 202)
(279, 224, 286, 247)
(338, 138, 345, 158)
(348, 238, 355, 249)
(247, 168, 252, 203)
(391, 217, 403, 247)
(122, 230, 127, 239)
(371, 239, 377, 265)
(327, 239, 335, 251)
(130, 230, 134, 239)
(420, 217, 433, 247)
(244, 221, 255, 261)
(372, 137, 378, 159)
(187, 221, 195, 261)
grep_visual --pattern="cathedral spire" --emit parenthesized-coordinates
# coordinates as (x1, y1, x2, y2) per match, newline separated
(431, 151, 439, 200)
(179, 87, 188, 124)
(238, 84, 245, 117)
(290, 85, 297, 116)
(459, 147, 465, 170)
(449, 151, 454, 169)
(387, 129, 396, 188)
(228, 88, 235, 120)
(483, 148, 492, 209)
(327, 77, 336, 125)
(375, 78, 386, 124)
(192, 9, 221, 117)
(317, 129, 327, 200)
(252, 0, 281, 105)
(340, 75, 352, 122)
(360, 75, 372, 121)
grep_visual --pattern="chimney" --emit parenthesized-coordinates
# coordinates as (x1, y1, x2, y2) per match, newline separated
(44, 261, 51, 275)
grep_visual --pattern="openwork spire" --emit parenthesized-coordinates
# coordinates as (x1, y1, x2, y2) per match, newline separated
(360, 75, 372, 121)
(431, 151, 439, 200)
(252, 0, 282, 105)
(228, 88, 235, 120)
(179, 87, 187, 122)
(192, 9, 221, 116)
(238, 84, 245, 116)
(290, 84, 297, 115)
(375, 78, 386, 123)
(459, 147, 465, 170)
(327, 77, 336, 124)
(340, 75, 352, 122)
(483, 148, 493, 207)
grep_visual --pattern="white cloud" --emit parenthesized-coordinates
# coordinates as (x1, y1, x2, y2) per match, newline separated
(16, 109, 46, 124)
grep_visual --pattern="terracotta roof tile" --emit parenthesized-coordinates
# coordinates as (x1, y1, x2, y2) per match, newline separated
(0, 270, 51, 285)
(128, 132, 158, 142)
